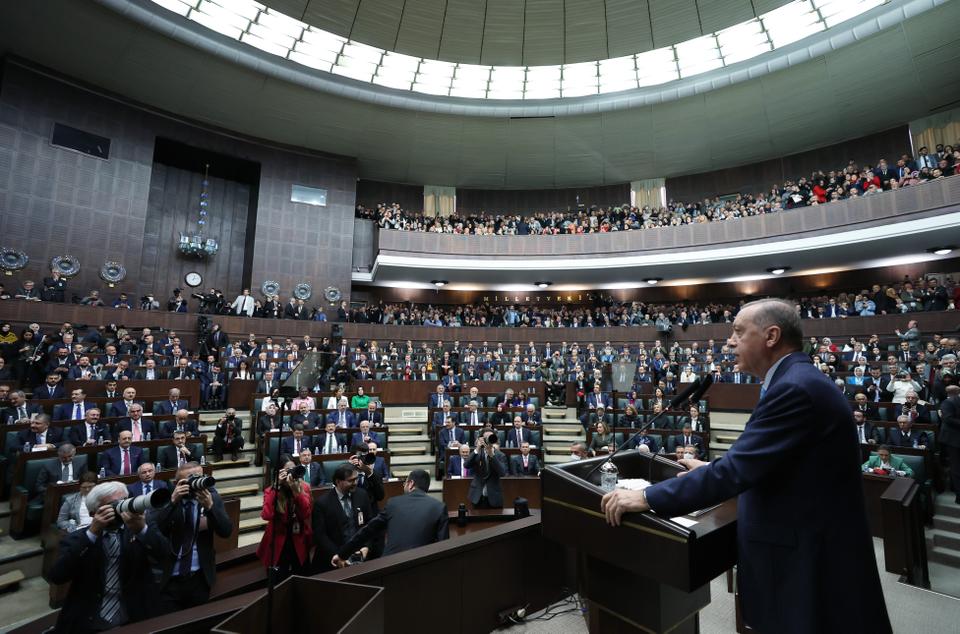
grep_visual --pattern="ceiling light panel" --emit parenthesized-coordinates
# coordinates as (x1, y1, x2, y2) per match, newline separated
(761, 1, 824, 49)
(814, 0, 886, 28)
(717, 20, 772, 65)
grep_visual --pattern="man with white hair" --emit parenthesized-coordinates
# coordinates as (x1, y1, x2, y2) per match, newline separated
(46, 481, 170, 630)
(327, 398, 356, 428)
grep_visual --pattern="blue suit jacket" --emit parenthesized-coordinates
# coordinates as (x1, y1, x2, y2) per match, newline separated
(350, 431, 384, 448)
(645, 352, 890, 634)
(447, 455, 472, 477)
(127, 479, 169, 497)
(102, 446, 145, 476)
(326, 411, 357, 428)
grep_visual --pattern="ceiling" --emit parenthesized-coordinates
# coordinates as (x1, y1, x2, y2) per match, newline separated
(0, 0, 958, 188)
(260, 0, 794, 66)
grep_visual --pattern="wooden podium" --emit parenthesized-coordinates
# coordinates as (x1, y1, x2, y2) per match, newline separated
(542, 451, 737, 633)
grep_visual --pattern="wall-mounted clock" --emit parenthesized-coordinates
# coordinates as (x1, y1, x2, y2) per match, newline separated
(184, 271, 203, 288)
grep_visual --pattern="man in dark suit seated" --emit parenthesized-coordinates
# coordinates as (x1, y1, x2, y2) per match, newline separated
(152, 462, 233, 611)
(458, 400, 486, 427)
(298, 447, 326, 487)
(894, 390, 932, 425)
(317, 420, 346, 455)
(357, 401, 384, 427)
(327, 400, 356, 429)
(117, 404, 157, 441)
(631, 429, 659, 453)
(851, 392, 879, 421)
(438, 417, 467, 450)
(350, 420, 383, 448)
(679, 404, 708, 433)
(331, 469, 448, 568)
(585, 385, 611, 410)
(2, 390, 42, 424)
(504, 415, 533, 449)
(428, 384, 452, 409)
(887, 415, 930, 449)
(14, 414, 63, 452)
(580, 406, 612, 432)
(46, 481, 171, 632)
(108, 386, 142, 419)
(464, 431, 508, 508)
(853, 410, 881, 446)
(159, 431, 202, 470)
(212, 409, 244, 462)
(312, 464, 375, 572)
(53, 388, 96, 422)
(69, 408, 113, 446)
(510, 441, 540, 476)
(281, 425, 315, 456)
(291, 402, 321, 430)
(671, 422, 704, 455)
(35, 443, 84, 498)
(520, 403, 542, 425)
(255, 369, 278, 395)
(154, 388, 190, 416)
(127, 462, 169, 497)
(102, 430, 145, 476)
(35, 372, 67, 400)
(601, 298, 890, 634)
(160, 409, 200, 439)
(431, 401, 454, 429)
(447, 444, 472, 477)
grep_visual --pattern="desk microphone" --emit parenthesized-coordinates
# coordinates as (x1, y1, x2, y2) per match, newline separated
(585, 375, 714, 481)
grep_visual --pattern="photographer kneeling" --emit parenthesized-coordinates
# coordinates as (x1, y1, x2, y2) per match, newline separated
(152, 462, 232, 612)
(46, 481, 170, 633)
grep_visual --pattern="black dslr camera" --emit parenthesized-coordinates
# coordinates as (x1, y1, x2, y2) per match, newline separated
(186, 473, 216, 496)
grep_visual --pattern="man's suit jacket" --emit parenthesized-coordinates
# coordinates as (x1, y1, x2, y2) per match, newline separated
(108, 400, 145, 418)
(510, 453, 540, 476)
(15, 426, 64, 452)
(458, 410, 487, 426)
(939, 396, 960, 449)
(438, 426, 467, 448)
(68, 422, 113, 446)
(167, 367, 197, 380)
(117, 418, 158, 439)
(502, 427, 533, 448)
(644, 352, 890, 634)
(632, 434, 659, 453)
(671, 433, 704, 453)
(893, 404, 932, 425)
(428, 394, 451, 409)
(160, 419, 200, 439)
(158, 444, 201, 470)
(586, 393, 610, 409)
(854, 423, 882, 444)
(52, 401, 96, 422)
(154, 399, 190, 416)
(357, 411, 384, 427)
(46, 524, 170, 632)
(350, 431, 383, 448)
(33, 383, 66, 400)
(35, 455, 89, 496)
(102, 445, 145, 476)
(292, 412, 321, 429)
(127, 479, 169, 497)
(312, 487, 374, 569)
(337, 489, 448, 558)
(316, 432, 346, 454)
(447, 455, 473, 477)
(851, 403, 879, 421)
(887, 428, 930, 448)
(151, 490, 233, 588)
(862, 455, 914, 477)
(301, 461, 326, 487)
(281, 436, 314, 456)
(464, 449, 508, 507)
(2, 402, 43, 424)
(327, 411, 357, 428)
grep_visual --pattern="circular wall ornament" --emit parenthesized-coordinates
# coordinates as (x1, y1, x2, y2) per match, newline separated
(50, 255, 81, 277)
(261, 280, 281, 297)
(323, 286, 342, 304)
(0, 248, 28, 274)
(293, 282, 313, 300)
(99, 261, 127, 287)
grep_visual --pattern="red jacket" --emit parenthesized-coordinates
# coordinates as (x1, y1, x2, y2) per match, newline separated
(256, 485, 313, 566)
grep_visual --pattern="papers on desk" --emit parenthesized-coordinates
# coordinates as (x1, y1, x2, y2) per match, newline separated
(449, 475, 461, 479)
(670, 516, 698, 528)
(615, 478, 652, 491)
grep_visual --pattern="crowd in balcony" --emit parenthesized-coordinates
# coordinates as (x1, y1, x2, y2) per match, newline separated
(356, 143, 959, 235)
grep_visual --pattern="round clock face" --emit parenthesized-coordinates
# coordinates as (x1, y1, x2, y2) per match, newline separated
(184, 272, 203, 288)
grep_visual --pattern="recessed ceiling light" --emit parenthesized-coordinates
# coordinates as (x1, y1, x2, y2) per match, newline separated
(644, 278, 662, 285)
(535, 281, 552, 288)
(766, 267, 791, 275)
(928, 246, 956, 256)
(431, 280, 448, 287)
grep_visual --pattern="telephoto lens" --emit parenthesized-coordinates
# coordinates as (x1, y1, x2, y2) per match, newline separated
(288, 464, 306, 480)
(187, 473, 217, 492)
(113, 488, 172, 515)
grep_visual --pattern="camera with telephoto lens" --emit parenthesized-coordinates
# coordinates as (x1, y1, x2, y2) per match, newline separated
(110, 488, 172, 526)
(186, 473, 216, 495)
(353, 450, 376, 465)
(285, 464, 306, 480)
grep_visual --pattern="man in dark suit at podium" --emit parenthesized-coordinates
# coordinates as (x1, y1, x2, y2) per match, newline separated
(602, 299, 890, 634)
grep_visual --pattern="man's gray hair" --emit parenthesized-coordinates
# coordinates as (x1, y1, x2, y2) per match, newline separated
(58, 443, 76, 457)
(86, 481, 128, 514)
(741, 298, 803, 349)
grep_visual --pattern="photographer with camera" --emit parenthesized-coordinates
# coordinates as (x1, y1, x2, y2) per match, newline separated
(465, 430, 509, 509)
(348, 442, 385, 513)
(257, 455, 313, 582)
(212, 408, 244, 462)
(152, 462, 231, 611)
(46, 481, 170, 632)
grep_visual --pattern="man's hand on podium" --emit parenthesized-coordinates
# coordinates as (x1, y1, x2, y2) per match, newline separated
(601, 489, 649, 527)
(677, 458, 708, 474)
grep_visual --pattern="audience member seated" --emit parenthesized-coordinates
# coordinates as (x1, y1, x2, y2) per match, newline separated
(853, 410, 881, 446)
(258, 403, 282, 439)
(158, 431, 201, 470)
(161, 409, 199, 439)
(317, 421, 345, 455)
(632, 427, 660, 453)
(52, 388, 95, 422)
(15, 414, 63, 452)
(69, 408, 113, 446)
(580, 405, 611, 431)
(887, 415, 930, 449)
(510, 441, 540, 476)
(2, 390, 42, 424)
(56, 471, 98, 532)
(108, 387, 143, 418)
(357, 401, 383, 427)
(895, 390, 932, 424)
(127, 462, 167, 496)
(459, 400, 485, 426)
(862, 445, 914, 477)
(588, 420, 614, 455)
(447, 443, 472, 477)
(438, 417, 467, 450)
(117, 403, 156, 441)
(328, 399, 356, 429)
(366, 441, 391, 480)
(35, 443, 82, 498)
(350, 420, 382, 448)
(154, 388, 190, 416)
(291, 402, 321, 429)
(569, 442, 589, 461)
(672, 422, 704, 454)
(521, 403, 542, 424)
(281, 425, 314, 457)
(504, 416, 533, 449)
(102, 430, 145, 477)
(212, 409, 244, 462)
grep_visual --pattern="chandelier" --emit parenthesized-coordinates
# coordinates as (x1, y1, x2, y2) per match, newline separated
(177, 163, 219, 259)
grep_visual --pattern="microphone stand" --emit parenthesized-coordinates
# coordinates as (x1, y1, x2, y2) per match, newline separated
(265, 391, 291, 631)
(585, 377, 712, 482)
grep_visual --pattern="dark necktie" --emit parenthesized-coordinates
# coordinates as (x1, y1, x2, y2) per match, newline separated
(17, 406, 26, 420)
(177, 502, 194, 576)
(61, 463, 69, 481)
(341, 494, 355, 539)
(99, 531, 122, 625)
(143, 482, 151, 495)
(74, 404, 82, 420)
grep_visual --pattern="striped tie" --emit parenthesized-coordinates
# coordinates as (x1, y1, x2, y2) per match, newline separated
(99, 531, 123, 625)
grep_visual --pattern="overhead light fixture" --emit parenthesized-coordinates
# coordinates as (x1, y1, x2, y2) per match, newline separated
(766, 266, 791, 275)
(644, 278, 662, 285)
(431, 280, 448, 287)
(928, 246, 956, 256)
(535, 281, 552, 288)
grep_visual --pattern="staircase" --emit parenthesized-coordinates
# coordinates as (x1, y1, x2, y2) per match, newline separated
(542, 406, 585, 464)
(927, 493, 960, 569)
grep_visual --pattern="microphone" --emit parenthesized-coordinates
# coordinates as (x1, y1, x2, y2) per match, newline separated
(585, 377, 715, 481)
